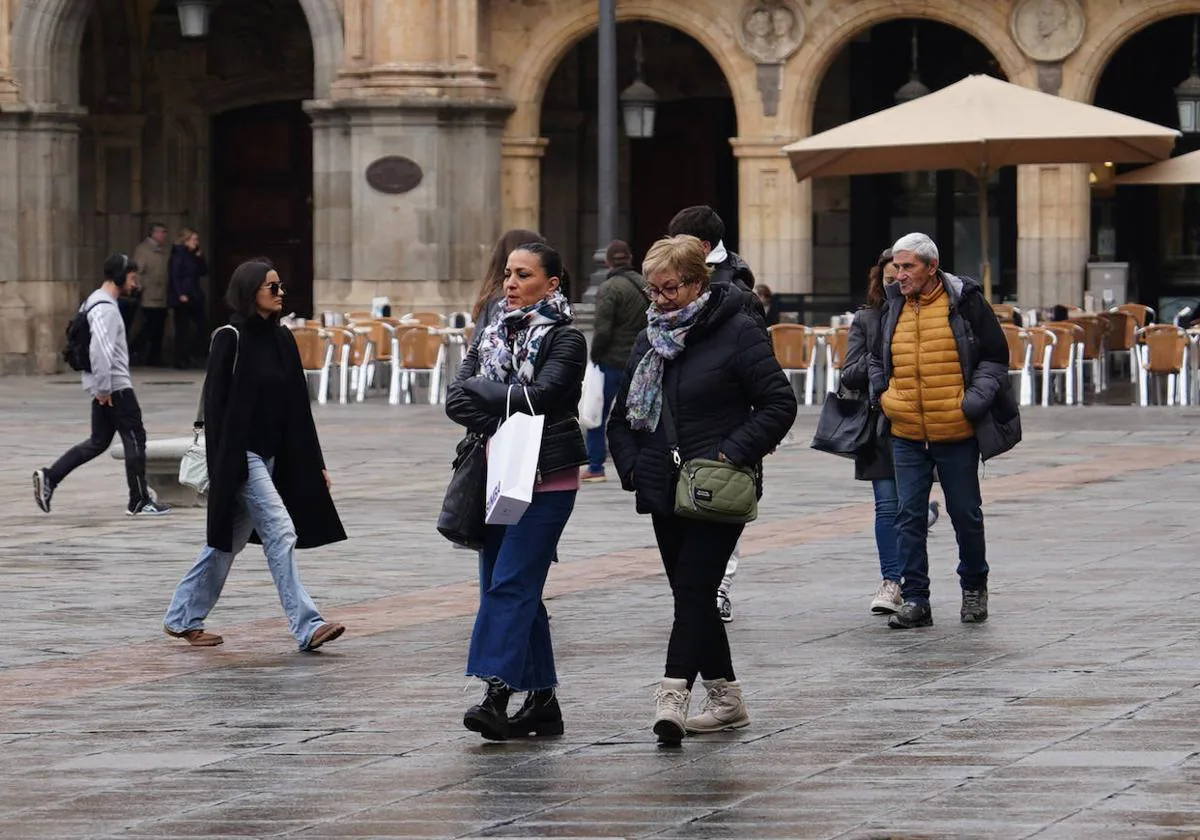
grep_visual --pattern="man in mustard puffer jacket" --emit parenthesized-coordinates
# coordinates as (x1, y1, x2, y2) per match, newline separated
(873, 233, 1020, 629)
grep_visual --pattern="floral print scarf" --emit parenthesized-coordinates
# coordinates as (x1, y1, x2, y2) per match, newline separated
(478, 291, 574, 385)
(625, 291, 712, 432)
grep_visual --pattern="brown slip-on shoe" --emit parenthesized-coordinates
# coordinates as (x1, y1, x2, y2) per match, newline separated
(164, 626, 224, 646)
(303, 622, 345, 652)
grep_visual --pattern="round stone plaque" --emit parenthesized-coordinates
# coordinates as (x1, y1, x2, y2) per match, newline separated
(365, 156, 423, 194)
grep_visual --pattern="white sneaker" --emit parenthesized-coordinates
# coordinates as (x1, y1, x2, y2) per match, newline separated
(652, 678, 690, 745)
(870, 579, 903, 615)
(685, 679, 750, 734)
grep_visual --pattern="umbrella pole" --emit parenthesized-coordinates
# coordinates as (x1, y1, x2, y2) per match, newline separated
(977, 165, 992, 302)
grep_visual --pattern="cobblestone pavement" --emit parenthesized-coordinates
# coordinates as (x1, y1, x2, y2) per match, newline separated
(2, 374, 1200, 839)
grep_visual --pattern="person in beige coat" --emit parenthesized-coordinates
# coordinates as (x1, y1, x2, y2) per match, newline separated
(132, 223, 170, 366)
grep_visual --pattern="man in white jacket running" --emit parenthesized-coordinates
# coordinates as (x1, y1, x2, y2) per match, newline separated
(33, 254, 171, 517)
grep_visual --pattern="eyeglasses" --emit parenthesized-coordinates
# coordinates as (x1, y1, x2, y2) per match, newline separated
(644, 283, 686, 301)
(263, 281, 285, 297)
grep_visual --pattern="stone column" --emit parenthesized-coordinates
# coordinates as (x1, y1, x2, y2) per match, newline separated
(1016, 163, 1091, 310)
(501, 136, 547, 232)
(0, 0, 20, 103)
(306, 97, 513, 317)
(0, 105, 83, 373)
(731, 137, 812, 293)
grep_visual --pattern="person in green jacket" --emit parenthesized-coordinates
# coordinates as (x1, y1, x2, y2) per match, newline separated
(584, 240, 647, 482)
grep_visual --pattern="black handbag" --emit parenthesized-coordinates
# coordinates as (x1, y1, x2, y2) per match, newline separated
(437, 432, 487, 549)
(811, 390, 874, 459)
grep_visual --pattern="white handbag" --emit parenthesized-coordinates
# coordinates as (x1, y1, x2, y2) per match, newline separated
(178, 430, 209, 495)
(179, 325, 239, 496)
(578, 363, 605, 430)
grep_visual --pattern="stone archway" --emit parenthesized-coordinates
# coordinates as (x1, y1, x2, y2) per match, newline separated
(1071, 1, 1200, 103)
(502, 0, 755, 141)
(781, 0, 1030, 137)
(498, 0, 757, 256)
(11, 0, 343, 106)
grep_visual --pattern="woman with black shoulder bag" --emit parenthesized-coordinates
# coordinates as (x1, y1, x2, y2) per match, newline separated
(607, 235, 797, 745)
(445, 241, 588, 742)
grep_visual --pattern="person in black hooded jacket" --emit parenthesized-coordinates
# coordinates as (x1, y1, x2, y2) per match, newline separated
(163, 259, 346, 653)
(608, 235, 797, 746)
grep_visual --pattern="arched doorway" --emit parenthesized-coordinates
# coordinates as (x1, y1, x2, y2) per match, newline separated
(538, 22, 736, 292)
(1093, 16, 1198, 317)
(77, 0, 318, 335)
(809, 19, 1015, 304)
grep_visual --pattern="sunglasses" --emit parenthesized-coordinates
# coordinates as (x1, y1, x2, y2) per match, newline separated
(263, 281, 285, 297)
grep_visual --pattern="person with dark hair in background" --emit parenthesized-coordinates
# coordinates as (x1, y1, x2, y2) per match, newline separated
(665, 205, 766, 623)
(447, 241, 588, 741)
(163, 258, 347, 651)
(32, 254, 171, 518)
(169, 227, 208, 369)
(471, 229, 548, 329)
(754, 284, 781, 327)
(131, 223, 170, 366)
(584, 239, 646, 482)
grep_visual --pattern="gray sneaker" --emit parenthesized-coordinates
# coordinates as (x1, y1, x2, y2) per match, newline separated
(127, 499, 172, 517)
(870, 580, 902, 614)
(32, 469, 54, 514)
(961, 588, 989, 623)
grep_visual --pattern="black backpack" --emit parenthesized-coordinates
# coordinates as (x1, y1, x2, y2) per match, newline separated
(63, 299, 115, 373)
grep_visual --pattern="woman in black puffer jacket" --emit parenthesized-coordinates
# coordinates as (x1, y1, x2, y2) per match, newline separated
(446, 241, 588, 743)
(608, 235, 796, 746)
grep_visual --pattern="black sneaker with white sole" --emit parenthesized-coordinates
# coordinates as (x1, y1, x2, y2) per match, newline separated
(718, 593, 733, 623)
(127, 499, 172, 517)
(32, 469, 54, 514)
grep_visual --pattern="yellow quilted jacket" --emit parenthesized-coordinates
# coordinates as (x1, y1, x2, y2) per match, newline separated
(881, 285, 974, 443)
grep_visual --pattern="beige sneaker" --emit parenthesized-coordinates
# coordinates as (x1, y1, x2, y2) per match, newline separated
(685, 679, 750, 734)
(870, 580, 902, 615)
(652, 678, 691, 745)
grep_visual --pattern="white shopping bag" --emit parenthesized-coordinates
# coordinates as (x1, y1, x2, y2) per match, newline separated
(485, 387, 545, 525)
(578, 363, 605, 430)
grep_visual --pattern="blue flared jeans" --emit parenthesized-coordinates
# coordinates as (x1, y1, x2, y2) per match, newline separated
(164, 452, 327, 649)
(467, 489, 577, 691)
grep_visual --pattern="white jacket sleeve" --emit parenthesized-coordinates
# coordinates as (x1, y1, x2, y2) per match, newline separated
(88, 302, 121, 398)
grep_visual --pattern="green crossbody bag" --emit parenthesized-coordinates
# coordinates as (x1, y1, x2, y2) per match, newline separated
(660, 395, 759, 524)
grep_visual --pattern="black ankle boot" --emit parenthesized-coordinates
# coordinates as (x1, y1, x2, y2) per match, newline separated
(463, 678, 512, 741)
(507, 689, 564, 738)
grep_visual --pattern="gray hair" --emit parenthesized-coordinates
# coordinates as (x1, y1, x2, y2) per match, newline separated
(891, 233, 939, 266)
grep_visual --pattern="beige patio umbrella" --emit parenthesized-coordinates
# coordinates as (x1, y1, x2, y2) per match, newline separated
(1112, 149, 1200, 185)
(783, 74, 1179, 299)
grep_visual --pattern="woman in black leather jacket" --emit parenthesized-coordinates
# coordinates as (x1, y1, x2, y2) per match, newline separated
(445, 242, 587, 742)
(608, 235, 797, 745)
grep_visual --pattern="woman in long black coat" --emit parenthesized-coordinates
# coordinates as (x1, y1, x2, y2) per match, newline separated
(607, 235, 797, 746)
(163, 259, 346, 651)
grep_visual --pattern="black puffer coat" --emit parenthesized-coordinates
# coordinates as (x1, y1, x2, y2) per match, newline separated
(607, 284, 798, 516)
(842, 305, 893, 482)
(446, 323, 589, 476)
(710, 251, 767, 331)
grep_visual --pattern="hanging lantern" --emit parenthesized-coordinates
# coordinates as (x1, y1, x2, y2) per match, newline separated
(620, 31, 658, 139)
(176, 0, 214, 38)
(894, 24, 930, 105)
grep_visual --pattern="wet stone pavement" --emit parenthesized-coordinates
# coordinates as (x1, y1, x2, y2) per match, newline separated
(2, 374, 1200, 839)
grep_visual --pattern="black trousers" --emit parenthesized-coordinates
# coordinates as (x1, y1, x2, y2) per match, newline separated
(47, 389, 149, 506)
(172, 302, 206, 367)
(652, 514, 744, 686)
(133, 307, 167, 366)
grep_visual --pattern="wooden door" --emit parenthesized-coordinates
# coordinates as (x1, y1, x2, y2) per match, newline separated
(629, 98, 738, 265)
(211, 101, 314, 318)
